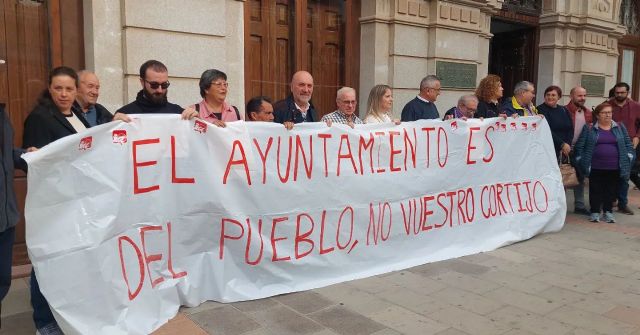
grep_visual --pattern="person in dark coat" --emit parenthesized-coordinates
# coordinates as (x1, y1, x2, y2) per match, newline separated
(0, 104, 34, 320)
(273, 71, 319, 124)
(475, 74, 504, 119)
(537, 85, 573, 157)
(401, 75, 440, 121)
(72, 70, 113, 126)
(113, 60, 185, 121)
(23, 66, 93, 335)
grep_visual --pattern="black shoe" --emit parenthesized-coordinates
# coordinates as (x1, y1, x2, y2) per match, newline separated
(574, 207, 590, 215)
(618, 205, 635, 215)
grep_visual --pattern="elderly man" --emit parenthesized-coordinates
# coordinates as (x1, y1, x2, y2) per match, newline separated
(401, 75, 441, 121)
(566, 86, 592, 215)
(502, 81, 538, 116)
(72, 71, 113, 126)
(443, 95, 478, 120)
(609, 82, 640, 214)
(273, 71, 319, 123)
(321, 87, 363, 127)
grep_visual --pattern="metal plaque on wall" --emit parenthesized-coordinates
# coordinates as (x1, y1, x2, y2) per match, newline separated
(436, 61, 477, 89)
(581, 75, 605, 97)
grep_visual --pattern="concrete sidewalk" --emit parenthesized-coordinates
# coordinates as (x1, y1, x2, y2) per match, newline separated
(2, 187, 640, 335)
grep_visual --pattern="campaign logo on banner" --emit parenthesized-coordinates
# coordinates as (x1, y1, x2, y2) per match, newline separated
(22, 116, 565, 335)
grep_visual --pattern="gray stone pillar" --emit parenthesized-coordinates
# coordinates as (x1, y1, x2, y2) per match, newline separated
(537, 0, 626, 107)
(360, 0, 504, 118)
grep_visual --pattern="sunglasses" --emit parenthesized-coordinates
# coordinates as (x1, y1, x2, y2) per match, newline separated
(144, 79, 170, 89)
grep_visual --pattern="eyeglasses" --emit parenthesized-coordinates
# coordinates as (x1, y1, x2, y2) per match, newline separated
(600, 111, 613, 115)
(144, 80, 170, 89)
(614, 91, 628, 95)
(211, 81, 229, 88)
(341, 100, 357, 105)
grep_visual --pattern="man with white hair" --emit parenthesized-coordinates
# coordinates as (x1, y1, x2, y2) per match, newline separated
(501, 81, 538, 116)
(401, 75, 441, 121)
(73, 70, 113, 126)
(443, 94, 478, 120)
(321, 87, 363, 127)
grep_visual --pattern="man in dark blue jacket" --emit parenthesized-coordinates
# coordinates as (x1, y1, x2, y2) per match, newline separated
(273, 71, 319, 123)
(401, 75, 441, 121)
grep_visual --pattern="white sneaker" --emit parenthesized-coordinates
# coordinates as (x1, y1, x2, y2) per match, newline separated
(589, 213, 600, 222)
(603, 212, 616, 223)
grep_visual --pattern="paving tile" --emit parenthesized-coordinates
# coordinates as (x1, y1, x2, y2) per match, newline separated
(476, 269, 551, 295)
(273, 291, 334, 314)
(581, 272, 640, 295)
(569, 248, 640, 271)
(444, 259, 492, 275)
(604, 306, 640, 327)
(499, 330, 539, 335)
(188, 305, 261, 335)
(231, 298, 280, 313)
(0, 287, 31, 318)
(152, 313, 207, 335)
(482, 248, 537, 263)
(458, 252, 497, 264)
(370, 329, 403, 335)
(430, 287, 504, 315)
(375, 287, 449, 315)
(478, 257, 544, 278)
(431, 271, 501, 294)
(548, 305, 637, 335)
(483, 286, 563, 315)
(378, 271, 447, 295)
(316, 285, 395, 317)
(486, 305, 573, 335)
(434, 328, 471, 335)
(7, 278, 28, 292)
(347, 275, 397, 295)
(367, 305, 448, 335)
(181, 300, 226, 315)
(249, 305, 324, 335)
(0, 311, 35, 335)
(529, 271, 602, 294)
(408, 261, 454, 277)
(428, 305, 511, 335)
(309, 305, 386, 335)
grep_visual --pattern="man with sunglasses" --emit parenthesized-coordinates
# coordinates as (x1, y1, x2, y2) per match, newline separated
(114, 60, 186, 119)
(401, 75, 441, 122)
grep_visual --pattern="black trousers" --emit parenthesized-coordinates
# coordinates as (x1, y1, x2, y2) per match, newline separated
(0, 226, 15, 302)
(589, 169, 620, 213)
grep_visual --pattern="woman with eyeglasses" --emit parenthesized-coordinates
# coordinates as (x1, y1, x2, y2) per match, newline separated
(189, 69, 241, 127)
(574, 102, 634, 223)
(22, 66, 92, 335)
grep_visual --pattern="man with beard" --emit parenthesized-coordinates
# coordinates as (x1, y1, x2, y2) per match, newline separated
(609, 82, 640, 214)
(115, 60, 185, 117)
(273, 71, 319, 123)
(72, 71, 113, 126)
(566, 86, 592, 215)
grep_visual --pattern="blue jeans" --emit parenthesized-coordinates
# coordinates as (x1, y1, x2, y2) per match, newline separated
(30, 269, 56, 329)
(618, 177, 629, 208)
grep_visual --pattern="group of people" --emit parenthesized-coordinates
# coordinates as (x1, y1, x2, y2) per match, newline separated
(0, 59, 639, 334)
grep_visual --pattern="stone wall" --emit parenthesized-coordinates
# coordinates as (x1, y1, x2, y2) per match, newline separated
(83, 0, 245, 114)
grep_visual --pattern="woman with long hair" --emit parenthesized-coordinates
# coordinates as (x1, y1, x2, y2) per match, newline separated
(23, 66, 91, 335)
(475, 74, 504, 118)
(364, 84, 394, 123)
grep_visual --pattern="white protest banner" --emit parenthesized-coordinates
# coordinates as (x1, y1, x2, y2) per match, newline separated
(23, 115, 566, 334)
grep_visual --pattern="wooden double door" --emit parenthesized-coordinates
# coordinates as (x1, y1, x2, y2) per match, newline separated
(1, 0, 83, 267)
(244, 0, 360, 118)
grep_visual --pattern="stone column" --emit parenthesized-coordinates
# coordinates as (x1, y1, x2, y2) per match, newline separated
(359, 0, 503, 118)
(537, 0, 626, 107)
(83, 0, 245, 112)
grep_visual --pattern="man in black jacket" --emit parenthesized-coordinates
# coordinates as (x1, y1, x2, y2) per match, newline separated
(273, 71, 319, 123)
(114, 60, 188, 122)
(0, 104, 35, 322)
(73, 70, 113, 126)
